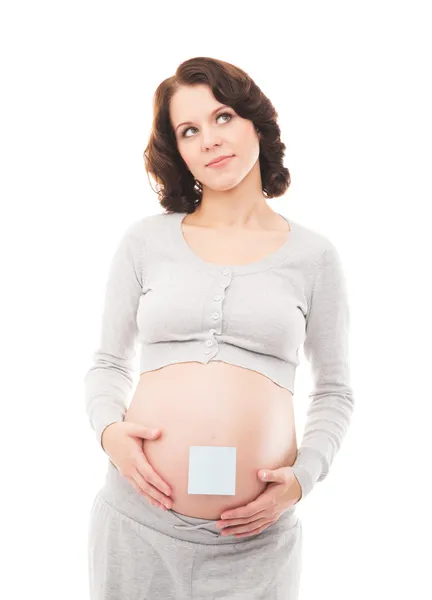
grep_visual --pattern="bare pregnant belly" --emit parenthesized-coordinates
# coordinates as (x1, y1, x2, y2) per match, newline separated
(124, 361, 298, 520)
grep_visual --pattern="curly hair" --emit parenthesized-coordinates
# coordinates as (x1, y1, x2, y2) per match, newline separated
(143, 56, 291, 214)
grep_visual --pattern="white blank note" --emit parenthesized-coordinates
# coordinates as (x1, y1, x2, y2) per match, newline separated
(188, 446, 237, 495)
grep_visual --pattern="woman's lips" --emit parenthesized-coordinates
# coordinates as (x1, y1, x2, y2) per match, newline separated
(207, 155, 234, 168)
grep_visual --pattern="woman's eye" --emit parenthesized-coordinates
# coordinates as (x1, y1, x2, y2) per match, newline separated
(181, 113, 233, 138)
(217, 112, 232, 124)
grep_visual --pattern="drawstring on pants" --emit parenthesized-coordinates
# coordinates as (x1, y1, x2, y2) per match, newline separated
(171, 515, 221, 538)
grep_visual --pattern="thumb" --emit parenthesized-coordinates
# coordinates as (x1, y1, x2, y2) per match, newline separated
(258, 466, 287, 483)
(126, 422, 161, 439)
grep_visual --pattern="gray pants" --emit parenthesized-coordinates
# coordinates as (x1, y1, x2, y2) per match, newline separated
(87, 459, 303, 599)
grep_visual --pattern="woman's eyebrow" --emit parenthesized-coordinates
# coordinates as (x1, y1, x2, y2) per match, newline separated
(175, 105, 230, 132)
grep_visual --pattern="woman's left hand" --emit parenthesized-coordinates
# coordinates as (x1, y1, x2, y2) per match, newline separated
(216, 466, 302, 538)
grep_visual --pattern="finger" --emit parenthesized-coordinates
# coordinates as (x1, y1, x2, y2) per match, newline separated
(126, 477, 167, 511)
(136, 458, 172, 497)
(125, 423, 161, 440)
(233, 520, 276, 538)
(219, 508, 267, 528)
(222, 517, 276, 537)
(132, 469, 173, 509)
(221, 504, 265, 521)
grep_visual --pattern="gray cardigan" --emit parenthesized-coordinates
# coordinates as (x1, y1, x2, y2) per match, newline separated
(84, 210, 354, 501)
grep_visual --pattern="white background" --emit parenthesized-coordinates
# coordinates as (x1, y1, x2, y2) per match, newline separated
(1, 1, 431, 598)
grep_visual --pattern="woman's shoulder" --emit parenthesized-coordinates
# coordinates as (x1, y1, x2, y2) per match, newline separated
(120, 210, 177, 238)
(289, 217, 337, 263)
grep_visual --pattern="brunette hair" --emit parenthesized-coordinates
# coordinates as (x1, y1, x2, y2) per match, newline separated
(143, 56, 291, 214)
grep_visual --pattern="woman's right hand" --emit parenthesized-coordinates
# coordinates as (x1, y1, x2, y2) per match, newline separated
(101, 421, 173, 511)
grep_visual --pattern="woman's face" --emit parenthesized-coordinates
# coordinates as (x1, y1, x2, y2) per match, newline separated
(169, 84, 260, 192)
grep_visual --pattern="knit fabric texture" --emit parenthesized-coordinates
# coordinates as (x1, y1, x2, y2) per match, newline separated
(84, 211, 354, 501)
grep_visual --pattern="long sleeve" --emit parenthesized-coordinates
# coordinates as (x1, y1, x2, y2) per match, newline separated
(83, 220, 146, 451)
(291, 241, 354, 500)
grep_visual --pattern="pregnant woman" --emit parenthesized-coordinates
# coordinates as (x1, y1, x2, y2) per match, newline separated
(84, 56, 355, 599)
